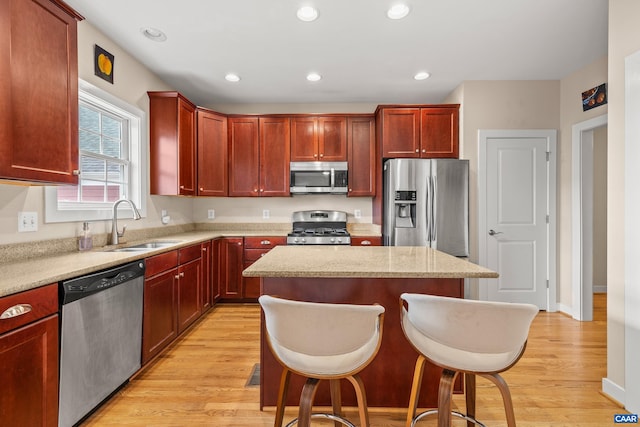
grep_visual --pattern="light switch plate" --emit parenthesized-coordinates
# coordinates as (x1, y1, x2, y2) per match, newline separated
(208, 209, 215, 219)
(263, 209, 270, 219)
(18, 211, 38, 232)
(354, 209, 362, 219)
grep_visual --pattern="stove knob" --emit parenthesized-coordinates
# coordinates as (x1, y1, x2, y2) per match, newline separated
(293, 238, 299, 243)
(330, 237, 336, 243)
(337, 238, 342, 243)
(301, 238, 306, 243)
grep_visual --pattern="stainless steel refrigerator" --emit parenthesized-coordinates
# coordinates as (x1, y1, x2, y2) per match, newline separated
(383, 158, 469, 256)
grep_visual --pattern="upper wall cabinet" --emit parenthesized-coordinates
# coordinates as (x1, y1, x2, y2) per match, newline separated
(0, 0, 83, 184)
(379, 105, 459, 159)
(149, 92, 197, 196)
(228, 116, 290, 197)
(347, 116, 376, 197)
(291, 116, 347, 161)
(197, 108, 228, 196)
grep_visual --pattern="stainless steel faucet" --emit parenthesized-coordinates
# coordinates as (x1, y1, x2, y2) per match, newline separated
(110, 199, 142, 245)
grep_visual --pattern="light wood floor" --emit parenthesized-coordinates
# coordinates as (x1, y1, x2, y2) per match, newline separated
(83, 294, 624, 426)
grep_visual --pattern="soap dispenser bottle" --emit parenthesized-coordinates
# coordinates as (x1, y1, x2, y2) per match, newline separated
(78, 221, 93, 251)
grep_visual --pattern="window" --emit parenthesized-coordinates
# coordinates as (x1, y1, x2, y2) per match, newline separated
(45, 80, 146, 223)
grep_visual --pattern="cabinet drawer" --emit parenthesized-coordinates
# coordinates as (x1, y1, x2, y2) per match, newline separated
(244, 248, 271, 262)
(146, 250, 178, 277)
(351, 236, 382, 246)
(179, 244, 202, 264)
(244, 236, 286, 249)
(0, 284, 57, 335)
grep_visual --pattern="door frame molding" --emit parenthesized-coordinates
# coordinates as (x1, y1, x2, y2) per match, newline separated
(478, 129, 557, 311)
(571, 114, 607, 321)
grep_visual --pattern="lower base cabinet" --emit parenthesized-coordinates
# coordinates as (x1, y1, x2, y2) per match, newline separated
(0, 284, 59, 427)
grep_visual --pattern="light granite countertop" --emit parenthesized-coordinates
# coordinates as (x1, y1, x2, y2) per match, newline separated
(242, 245, 498, 279)
(0, 224, 383, 298)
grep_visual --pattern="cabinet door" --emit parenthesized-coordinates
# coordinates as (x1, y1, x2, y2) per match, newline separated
(0, 315, 58, 427)
(201, 241, 212, 312)
(177, 257, 201, 334)
(220, 238, 244, 298)
(350, 236, 383, 246)
(228, 117, 259, 196)
(381, 108, 421, 158)
(0, 0, 81, 184)
(347, 116, 376, 196)
(420, 107, 459, 158)
(177, 98, 196, 195)
(290, 117, 318, 161)
(142, 268, 178, 364)
(259, 117, 290, 196)
(211, 239, 221, 303)
(318, 116, 347, 161)
(149, 92, 197, 195)
(197, 109, 228, 196)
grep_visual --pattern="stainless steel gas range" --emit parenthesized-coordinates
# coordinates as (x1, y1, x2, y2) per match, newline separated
(287, 210, 351, 245)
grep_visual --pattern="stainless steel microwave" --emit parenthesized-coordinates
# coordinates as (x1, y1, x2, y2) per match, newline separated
(290, 162, 348, 194)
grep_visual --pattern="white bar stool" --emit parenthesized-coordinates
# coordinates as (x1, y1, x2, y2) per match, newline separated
(399, 293, 538, 427)
(259, 295, 385, 427)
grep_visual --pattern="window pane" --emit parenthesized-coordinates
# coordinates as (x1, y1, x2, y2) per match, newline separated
(79, 105, 100, 133)
(80, 180, 106, 202)
(106, 184, 123, 202)
(57, 185, 79, 203)
(103, 136, 121, 158)
(106, 162, 124, 182)
(102, 115, 121, 139)
(79, 129, 100, 153)
(80, 156, 105, 180)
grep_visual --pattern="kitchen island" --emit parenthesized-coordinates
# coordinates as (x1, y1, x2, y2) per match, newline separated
(242, 245, 498, 409)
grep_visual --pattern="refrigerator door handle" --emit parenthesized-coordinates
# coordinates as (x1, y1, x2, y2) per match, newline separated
(431, 175, 437, 242)
(426, 176, 432, 241)
(330, 168, 335, 189)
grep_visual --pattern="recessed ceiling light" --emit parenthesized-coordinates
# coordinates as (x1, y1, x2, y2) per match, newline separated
(387, 4, 410, 19)
(414, 71, 431, 80)
(297, 6, 319, 22)
(306, 72, 322, 82)
(141, 27, 167, 42)
(225, 73, 241, 82)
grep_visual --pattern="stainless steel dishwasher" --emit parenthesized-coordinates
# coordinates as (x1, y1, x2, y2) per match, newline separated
(58, 260, 145, 427)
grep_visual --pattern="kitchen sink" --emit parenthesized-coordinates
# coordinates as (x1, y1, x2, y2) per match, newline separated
(108, 241, 180, 252)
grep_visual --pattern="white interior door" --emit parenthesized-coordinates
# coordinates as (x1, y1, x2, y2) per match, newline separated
(479, 130, 556, 310)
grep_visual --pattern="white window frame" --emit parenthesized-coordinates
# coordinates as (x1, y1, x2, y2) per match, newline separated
(45, 79, 147, 223)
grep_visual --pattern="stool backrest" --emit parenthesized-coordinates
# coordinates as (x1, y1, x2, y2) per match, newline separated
(400, 293, 538, 354)
(259, 295, 384, 357)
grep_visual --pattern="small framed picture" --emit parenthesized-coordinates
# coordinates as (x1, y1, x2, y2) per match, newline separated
(582, 83, 607, 111)
(94, 45, 114, 84)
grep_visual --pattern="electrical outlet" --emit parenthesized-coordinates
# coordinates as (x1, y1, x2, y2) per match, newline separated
(354, 209, 362, 219)
(263, 209, 270, 219)
(207, 209, 215, 219)
(18, 211, 38, 232)
(161, 209, 167, 218)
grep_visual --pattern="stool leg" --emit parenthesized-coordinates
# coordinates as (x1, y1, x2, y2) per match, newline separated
(405, 355, 427, 427)
(438, 369, 457, 427)
(274, 369, 291, 427)
(464, 373, 476, 427)
(481, 373, 516, 427)
(346, 374, 370, 427)
(298, 377, 321, 427)
(330, 379, 343, 427)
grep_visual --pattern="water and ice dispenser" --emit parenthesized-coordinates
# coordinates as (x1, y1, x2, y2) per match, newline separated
(394, 190, 416, 228)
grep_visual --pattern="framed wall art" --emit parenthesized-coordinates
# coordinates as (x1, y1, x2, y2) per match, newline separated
(582, 83, 607, 111)
(94, 45, 114, 84)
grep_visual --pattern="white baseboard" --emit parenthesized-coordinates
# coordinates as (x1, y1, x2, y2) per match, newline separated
(594, 285, 608, 293)
(602, 377, 625, 406)
(556, 302, 573, 317)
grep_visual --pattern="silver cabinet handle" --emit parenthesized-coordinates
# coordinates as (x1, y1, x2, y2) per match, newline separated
(1, 304, 33, 319)
(261, 240, 271, 245)
(361, 240, 372, 246)
(488, 229, 503, 236)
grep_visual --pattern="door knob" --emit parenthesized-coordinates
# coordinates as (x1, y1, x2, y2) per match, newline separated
(488, 229, 503, 236)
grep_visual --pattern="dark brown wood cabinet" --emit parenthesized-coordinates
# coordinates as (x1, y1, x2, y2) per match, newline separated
(243, 237, 286, 299)
(220, 237, 244, 298)
(0, 0, 83, 184)
(379, 105, 459, 159)
(177, 244, 202, 333)
(148, 92, 197, 196)
(0, 283, 59, 427)
(211, 239, 222, 303)
(197, 108, 228, 196)
(350, 236, 383, 246)
(228, 117, 290, 197)
(347, 116, 376, 196)
(143, 251, 178, 364)
(291, 116, 347, 161)
(201, 241, 212, 311)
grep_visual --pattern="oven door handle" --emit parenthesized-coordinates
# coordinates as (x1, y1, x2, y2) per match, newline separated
(330, 168, 335, 189)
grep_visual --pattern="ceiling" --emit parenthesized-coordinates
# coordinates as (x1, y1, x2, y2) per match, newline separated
(64, 0, 609, 107)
